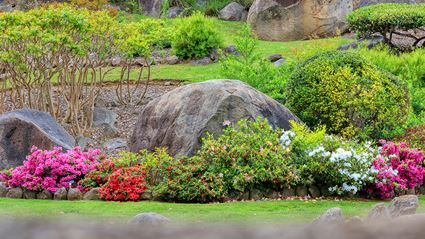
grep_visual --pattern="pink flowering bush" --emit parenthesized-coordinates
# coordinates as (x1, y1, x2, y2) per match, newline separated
(367, 141, 424, 199)
(0, 146, 102, 192)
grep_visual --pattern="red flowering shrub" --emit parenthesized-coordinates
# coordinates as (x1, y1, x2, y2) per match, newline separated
(79, 160, 115, 190)
(98, 165, 147, 201)
(367, 141, 424, 199)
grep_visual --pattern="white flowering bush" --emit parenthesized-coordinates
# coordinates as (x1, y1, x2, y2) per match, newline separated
(282, 122, 379, 196)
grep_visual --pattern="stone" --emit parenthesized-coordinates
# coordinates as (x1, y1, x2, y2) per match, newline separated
(139, 0, 163, 17)
(54, 188, 68, 200)
(110, 56, 122, 66)
(264, 189, 280, 199)
(93, 107, 118, 132)
(167, 6, 184, 18)
(0, 109, 75, 170)
(67, 188, 83, 201)
(83, 188, 100, 201)
(128, 212, 170, 225)
(308, 186, 321, 198)
(0, 182, 8, 197)
(210, 48, 219, 62)
(320, 186, 332, 197)
(218, 2, 248, 21)
(191, 57, 212, 65)
(346, 216, 363, 226)
(248, 0, 353, 41)
(367, 36, 384, 49)
(223, 45, 239, 56)
(387, 195, 419, 218)
(141, 191, 153, 200)
(313, 208, 344, 224)
(367, 203, 391, 221)
(103, 138, 127, 151)
(268, 54, 282, 62)
(76, 135, 94, 151)
(296, 186, 308, 197)
(129, 80, 301, 157)
(22, 191, 37, 199)
(250, 189, 264, 200)
(274, 58, 286, 67)
(6, 188, 22, 199)
(36, 190, 53, 200)
(337, 42, 359, 51)
(166, 55, 179, 65)
(281, 188, 295, 198)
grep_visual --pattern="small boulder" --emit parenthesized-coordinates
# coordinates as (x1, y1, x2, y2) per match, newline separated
(296, 186, 308, 197)
(36, 190, 53, 200)
(367, 203, 391, 221)
(103, 138, 127, 151)
(128, 212, 170, 225)
(22, 191, 37, 199)
(387, 195, 419, 218)
(337, 42, 359, 51)
(54, 188, 68, 200)
(6, 188, 22, 199)
(167, 6, 184, 18)
(281, 188, 295, 198)
(218, 2, 247, 21)
(83, 188, 100, 201)
(93, 107, 118, 132)
(250, 189, 264, 200)
(68, 188, 83, 201)
(223, 45, 239, 56)
(308, 186, 321, 198)
(313, 208, 344, 224)
(274, 58, 285, 67)
(0, 109, 75, 170)
(76, 136, 94, 151)
(268, 54, 282, 62)
(110, 56, 122, 66)
(0, 183, 8, 197)
(166, 55, 179, 65)
(191, 57, 212, 65)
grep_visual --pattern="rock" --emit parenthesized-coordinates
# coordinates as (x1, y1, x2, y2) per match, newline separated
(274, 58, 286, 67)
(36, 190, 53, 200)
(167, 6, 184, 18)
(103, 138, 127, 151)
(22, 191, 37, 199)
(308, 186, 321, 198)
(281, 188, 295, 198)
(76, 136, 94, 151)
(191, 57, 212, 65)
(337, 42, 359, 51)
(313, 208, 344, 224)
(54, 188, 68, 200)
(83, 188, 100, 200)
(250, 189, 264, 200)
(223, 45, 239, 56)
(93, 107, 118, 132)
(248, 0, 353, 41)
(387, 195, 419, 218)
(166, 55, 179, 65)
(0, 183, 8, 197)
(128, 212, 170, 225)
(218, 2, 248, 21)
(320, 186, 333, 197)
(0, 109, 75, 170)
(141, 191, 153, 200)
(129, 80, 301, 156)
(268, 54, 282, 62)
(366, 36, 384, 49)
(296, 186, 308, 197)
(346, 216, 363, 225)
(139, 0, 163, 17)
(367, 203, 391, 221)
(110, 56, 122, 66)
(264, 189, 280, 199)
(210, 48, 219, 62)
(67, 188, 83, 201)
(6, 188, 22, 199)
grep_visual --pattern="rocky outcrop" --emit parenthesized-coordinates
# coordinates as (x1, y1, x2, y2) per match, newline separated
(218, 2, 248, 21)
(129, 80, 300, 157)
(0, 109, 75, 170)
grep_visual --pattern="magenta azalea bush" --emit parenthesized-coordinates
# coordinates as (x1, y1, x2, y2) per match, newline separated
(367, 141, 425, 199)
(0, 146, 102, 192)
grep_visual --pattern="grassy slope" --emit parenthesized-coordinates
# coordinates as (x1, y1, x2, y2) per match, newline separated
(1, 197, 425, 223)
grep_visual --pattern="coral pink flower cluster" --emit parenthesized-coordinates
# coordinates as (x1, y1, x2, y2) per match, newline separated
(368, 141, 424, 199)
(1, 146, 101, 192)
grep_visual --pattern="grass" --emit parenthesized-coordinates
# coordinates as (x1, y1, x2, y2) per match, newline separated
(1, 197, 425, 223)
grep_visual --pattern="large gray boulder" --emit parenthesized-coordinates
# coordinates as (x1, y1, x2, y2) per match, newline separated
(128, 212, 170, 225)
(387, 195, 419, 218)
(0, 109, 75, 170)
(129, 80, 300, 157)
(218, 2, 248, 21)
(139, 0, 163, 17)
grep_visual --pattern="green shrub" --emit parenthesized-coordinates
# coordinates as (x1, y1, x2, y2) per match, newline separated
(172, 12, 223, 59)
(286, 51, 410, 140)
(347, 3, 425, 48)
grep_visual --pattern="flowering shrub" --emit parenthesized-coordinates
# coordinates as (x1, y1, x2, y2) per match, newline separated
(0, 147, 102, 192)
(79, 160, 115, 190)
(367, 141, 424, 199)
(98, 165, 147, 201)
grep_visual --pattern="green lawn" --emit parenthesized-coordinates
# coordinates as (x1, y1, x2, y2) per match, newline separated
(1, 197, 424, 223)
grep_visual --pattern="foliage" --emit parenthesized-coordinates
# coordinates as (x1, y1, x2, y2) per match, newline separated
(286, 51, 410, 140)
(347, 3, 425, 48)
(220, 25, 290, 102)
(98, 164, 147, 201)
(109, 0, 140, 13)
(394, 124, 425, 151)
(71, 0, 108, 10)
(0, 147, 102, 193)
(172, 12, 223, 59)
(367, 141, 424, 199)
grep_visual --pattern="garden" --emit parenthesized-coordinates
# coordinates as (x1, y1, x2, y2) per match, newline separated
(0, 0, 424, 226)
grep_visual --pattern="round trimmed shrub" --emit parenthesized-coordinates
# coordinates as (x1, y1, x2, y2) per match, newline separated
(286, 51, 410, 140)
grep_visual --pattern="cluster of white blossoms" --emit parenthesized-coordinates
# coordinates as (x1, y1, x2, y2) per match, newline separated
(279, 130, 295, 147)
